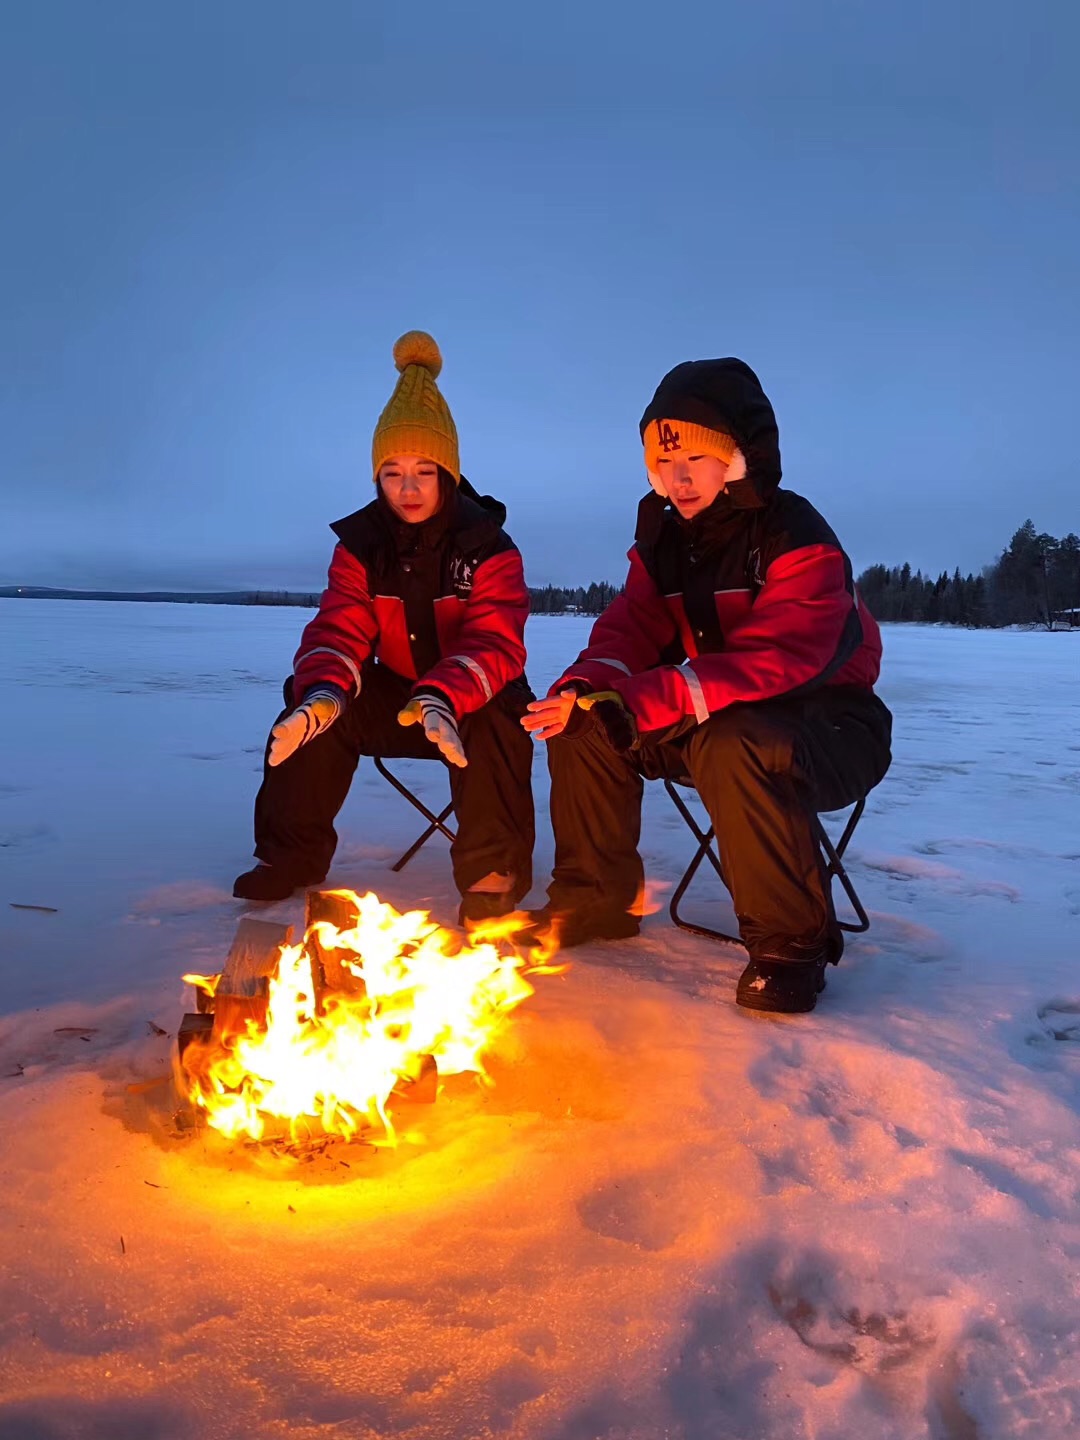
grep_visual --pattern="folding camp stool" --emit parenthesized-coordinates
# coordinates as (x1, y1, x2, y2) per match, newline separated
(372, 756, 457, 872)
(662, 779, 869, 945)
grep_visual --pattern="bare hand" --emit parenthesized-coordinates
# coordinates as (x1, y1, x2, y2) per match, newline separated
(521, 689, 578, 742)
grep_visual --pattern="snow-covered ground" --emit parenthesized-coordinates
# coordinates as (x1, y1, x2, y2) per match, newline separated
(0, 600, 1077, 1440)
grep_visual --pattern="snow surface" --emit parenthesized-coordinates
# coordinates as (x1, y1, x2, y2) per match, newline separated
(0, 600, 1078, 1440)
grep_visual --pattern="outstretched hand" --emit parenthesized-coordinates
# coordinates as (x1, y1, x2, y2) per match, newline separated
(398, 692, 468, 767)
(521, 689, 579, 742)
(268, 687, 345, 767)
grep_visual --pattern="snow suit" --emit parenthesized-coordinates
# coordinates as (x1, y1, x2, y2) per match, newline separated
(547, 358, 892, 963)
(251, 477, 536, 902)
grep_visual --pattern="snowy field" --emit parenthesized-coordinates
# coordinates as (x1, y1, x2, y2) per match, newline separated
(0, 598, 1078, 1440)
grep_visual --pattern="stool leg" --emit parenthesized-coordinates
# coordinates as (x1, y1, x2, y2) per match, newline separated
(664, 782, 743, 945)
(390, 801, 456, 873)
(373, 757, 457, 872)
(834, 796, 866, 859)
(665, 783, 871, 944)
(816, 819, 870, 934)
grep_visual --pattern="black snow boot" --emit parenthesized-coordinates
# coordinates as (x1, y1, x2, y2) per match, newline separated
(736, 956, 828, 1014)
(458, 891, 517, 927)
(232, 864, 326, 904)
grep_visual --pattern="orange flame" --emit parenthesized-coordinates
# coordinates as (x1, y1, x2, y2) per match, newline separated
(628, 878, 669, 918)
(181, 892, 562, 1146)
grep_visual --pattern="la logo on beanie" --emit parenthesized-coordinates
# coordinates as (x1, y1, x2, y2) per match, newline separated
(644, 416, 737, 476)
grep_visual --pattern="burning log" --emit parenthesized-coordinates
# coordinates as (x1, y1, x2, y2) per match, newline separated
(305, 890, 366, 1008)
(211, 917, 294, 1040)
(177, 1012, 214, 1061)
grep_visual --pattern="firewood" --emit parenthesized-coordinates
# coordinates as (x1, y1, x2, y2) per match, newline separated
(305, 890, 367, 1007)
(212, 917, 294, 1039)
(177, 1012, 214, 1060)
(305, 889, 359, 931)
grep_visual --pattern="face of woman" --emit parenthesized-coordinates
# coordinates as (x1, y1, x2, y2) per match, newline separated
(378, 455, 443, 523)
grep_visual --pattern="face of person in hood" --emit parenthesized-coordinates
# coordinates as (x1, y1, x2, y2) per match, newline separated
(378, 454, 442, 523)
(653, 452, 730, 520)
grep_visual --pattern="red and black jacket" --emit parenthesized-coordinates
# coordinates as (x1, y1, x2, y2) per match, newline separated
(293, 478, 528, 716)
(555, 358, 883, 733)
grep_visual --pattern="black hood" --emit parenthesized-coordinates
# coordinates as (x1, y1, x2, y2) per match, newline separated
(639, 357, 782, 507)
(457, 474, 507, 529)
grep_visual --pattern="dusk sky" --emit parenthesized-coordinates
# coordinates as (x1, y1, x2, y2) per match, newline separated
(2, 1, 1077, 592)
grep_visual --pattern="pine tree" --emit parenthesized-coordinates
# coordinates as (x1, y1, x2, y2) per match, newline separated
(856, 518, 1076, 629)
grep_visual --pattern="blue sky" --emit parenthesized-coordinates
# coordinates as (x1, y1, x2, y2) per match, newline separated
(2, 1, 1077, 590)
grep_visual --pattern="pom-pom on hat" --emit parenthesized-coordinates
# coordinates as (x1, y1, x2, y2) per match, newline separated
(372, 331, 460, 482)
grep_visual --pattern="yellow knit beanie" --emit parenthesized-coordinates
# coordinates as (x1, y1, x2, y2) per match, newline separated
(643, 417, 737, 476)
(371, 331, 460, 483)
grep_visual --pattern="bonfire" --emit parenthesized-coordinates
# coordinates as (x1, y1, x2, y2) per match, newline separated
(177, 890, 560, 1147)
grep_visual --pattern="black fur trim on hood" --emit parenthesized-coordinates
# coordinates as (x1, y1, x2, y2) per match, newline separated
(639, 357, 782, 507)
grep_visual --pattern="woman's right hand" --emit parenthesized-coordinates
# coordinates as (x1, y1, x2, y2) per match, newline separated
(521, 689, 580, 743)
(268, 687, 345, 766)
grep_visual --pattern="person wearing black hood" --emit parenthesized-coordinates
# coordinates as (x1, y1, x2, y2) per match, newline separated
(234, 332, 535, 921)
(523, 357, 892, 1013)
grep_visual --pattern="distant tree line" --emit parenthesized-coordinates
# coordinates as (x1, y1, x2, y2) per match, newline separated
(0, 585, 325, 607)
(529, 582, 622, 615)
(247, 590, 322, 606)
(12, 520, 1077, 630)
(1, 581, 619, 614)
(857, 521, 1080, 629)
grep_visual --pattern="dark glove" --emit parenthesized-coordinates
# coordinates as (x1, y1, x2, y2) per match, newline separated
(576, 690, 638, 753)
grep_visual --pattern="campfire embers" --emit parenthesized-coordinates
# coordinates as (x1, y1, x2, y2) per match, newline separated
(178, 890, 558, 1148)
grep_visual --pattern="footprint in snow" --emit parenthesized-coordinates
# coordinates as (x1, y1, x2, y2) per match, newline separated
(915, 836, 1071, 864)
(860, 853, 1021, 903)
(848, 913, 949, 965)
(767, 1276, 936, 1373)
(577, 1168, 695, 1251)
(1034, 999, 1080, 1044)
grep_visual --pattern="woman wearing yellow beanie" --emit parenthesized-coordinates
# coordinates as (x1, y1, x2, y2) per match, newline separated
(234, 332, 535, 919)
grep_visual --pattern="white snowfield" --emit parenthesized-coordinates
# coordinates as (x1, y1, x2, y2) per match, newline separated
(0, 599, 1077, 1440)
